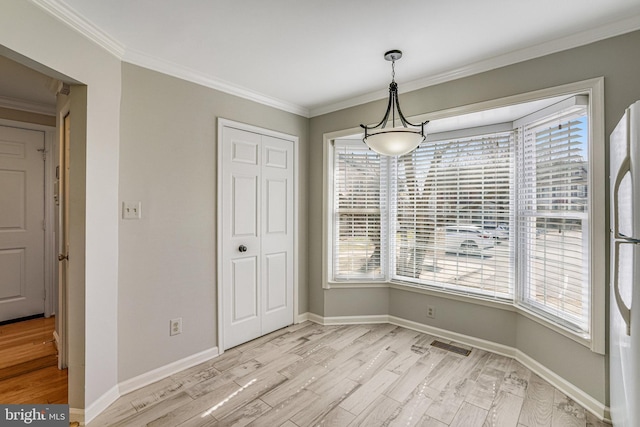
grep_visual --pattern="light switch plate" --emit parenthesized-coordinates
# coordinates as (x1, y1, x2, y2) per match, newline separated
(123, 201, 142, 219)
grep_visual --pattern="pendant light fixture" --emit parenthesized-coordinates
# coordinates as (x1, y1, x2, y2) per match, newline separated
(361, 50, 428, 156)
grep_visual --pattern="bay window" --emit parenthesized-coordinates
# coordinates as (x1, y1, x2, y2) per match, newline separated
(328, 88, 602, 345)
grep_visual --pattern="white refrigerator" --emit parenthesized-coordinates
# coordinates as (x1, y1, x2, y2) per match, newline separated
(610, 100, 640, 427)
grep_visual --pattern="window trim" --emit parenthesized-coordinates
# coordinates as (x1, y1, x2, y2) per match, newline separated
(322, 77, 605, 354)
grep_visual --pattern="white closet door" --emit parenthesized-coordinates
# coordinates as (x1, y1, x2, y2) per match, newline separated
(260, 135, 294, 334)
(221, 126, 294, 350)
(221, 127, 262, 348)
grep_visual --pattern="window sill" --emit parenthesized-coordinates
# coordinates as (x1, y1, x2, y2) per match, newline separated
(326, 280, 389, 289)
(325, 279, 596, 352)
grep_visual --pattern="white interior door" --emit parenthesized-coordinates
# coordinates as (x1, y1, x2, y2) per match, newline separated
(261, 135, 294, 333)
(222, 127, 262, 348)
(221, 124, 294, 350)
(0, 125, 45, 322)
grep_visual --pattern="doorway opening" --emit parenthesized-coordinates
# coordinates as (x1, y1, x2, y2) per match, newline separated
(0, 52, 83, 405)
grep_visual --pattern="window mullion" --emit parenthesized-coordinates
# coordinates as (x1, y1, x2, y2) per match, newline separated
(387, 155, 396, 282)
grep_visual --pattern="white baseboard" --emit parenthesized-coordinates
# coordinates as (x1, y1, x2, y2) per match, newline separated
(119, 346, 219, 396)
(313, 313, 388, 325)
(78, 346, 219, 425)
(302, 312, 610, 423)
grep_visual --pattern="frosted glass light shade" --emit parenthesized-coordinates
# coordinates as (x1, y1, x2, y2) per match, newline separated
(363, 129, 425, 156)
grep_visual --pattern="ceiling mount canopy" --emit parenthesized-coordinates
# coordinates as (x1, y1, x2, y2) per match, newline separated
(361, 50, 429, 156)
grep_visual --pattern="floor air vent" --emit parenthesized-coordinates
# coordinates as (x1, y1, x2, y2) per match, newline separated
(430, 340, 471, 356)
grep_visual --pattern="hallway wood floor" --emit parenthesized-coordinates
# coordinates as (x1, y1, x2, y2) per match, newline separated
(89, 322, 609, 427)
(0, 316, 67, 404)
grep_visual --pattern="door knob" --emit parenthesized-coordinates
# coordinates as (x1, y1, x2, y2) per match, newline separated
(238, 245, 247, 253)
(58, 254, 69, 261)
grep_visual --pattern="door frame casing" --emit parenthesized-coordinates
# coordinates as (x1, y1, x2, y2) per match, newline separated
(0, 118, 56, 318)
(216, 118, 299, 353)
(56, 98, 71, 370)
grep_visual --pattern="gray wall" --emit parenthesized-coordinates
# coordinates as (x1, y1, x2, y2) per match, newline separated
(308, 30, 640, 406)
(325, 287, 389, 317)
(118, 63, 309, 381)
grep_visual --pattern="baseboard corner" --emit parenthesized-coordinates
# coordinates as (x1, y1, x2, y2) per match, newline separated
(300, 312, 325, 325)
(295, 312, 310, 323)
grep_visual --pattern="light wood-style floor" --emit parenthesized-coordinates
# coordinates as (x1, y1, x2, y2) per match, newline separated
(89, 322, 610, 427)
(0, 316, 67, 404)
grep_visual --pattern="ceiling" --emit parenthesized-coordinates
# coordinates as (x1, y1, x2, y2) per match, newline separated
(7, 0, 640, 117)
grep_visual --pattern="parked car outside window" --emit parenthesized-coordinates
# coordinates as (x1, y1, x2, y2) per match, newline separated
(443, 225, 494, 255)
(481, 223, 509, 241)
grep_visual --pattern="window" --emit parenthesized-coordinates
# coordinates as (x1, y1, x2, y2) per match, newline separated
(327, 89, 601, 344)
(332, 141, 387, 281)
(516, 102, 590, 333)
(392, 132, 514, 300)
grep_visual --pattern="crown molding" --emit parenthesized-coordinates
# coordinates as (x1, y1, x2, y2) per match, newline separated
(123, 49, 310, 118)
(309, 14, 640, 117)
(30, 0, 125, 58)
(0, 95, 56, 115)
(27, 0, 640, 119)
(28, 0, 309, 116)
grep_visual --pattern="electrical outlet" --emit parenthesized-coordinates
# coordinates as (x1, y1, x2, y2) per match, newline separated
(170, 318, 182, 336)
(426, 305, 436, 319)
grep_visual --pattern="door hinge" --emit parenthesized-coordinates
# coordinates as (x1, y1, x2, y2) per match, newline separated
(37, 148, 46, 161)
(42, 220, 46, 231)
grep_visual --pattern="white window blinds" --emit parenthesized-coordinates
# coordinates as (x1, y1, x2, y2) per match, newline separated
(392, 132, 513, 299)
(333, 141, 386, 280)
(517, 106, 590, 334)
